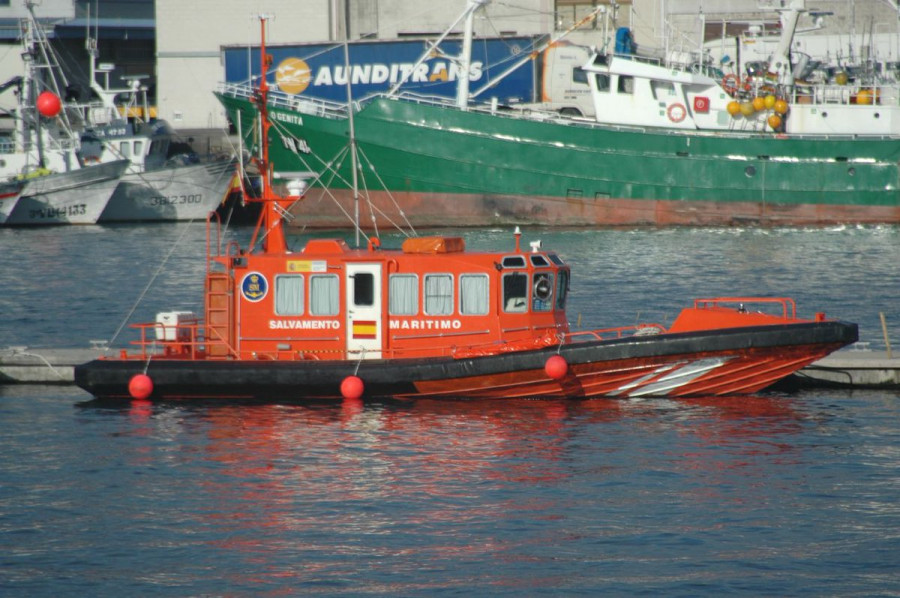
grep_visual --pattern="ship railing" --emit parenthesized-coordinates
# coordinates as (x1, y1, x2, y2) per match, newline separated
(125, 320, 211, 360)
(218, 82, 351, 119)
(788, 82, 900, 107)
(205, 210, 243, 262)
(692, 296, 797, 319)
(386, 90, 580, 124)
(124, 319, 245, 361)
(219, 81, 894, 142)
(563, 324, 668, 344)
(0, 134, 80, 156)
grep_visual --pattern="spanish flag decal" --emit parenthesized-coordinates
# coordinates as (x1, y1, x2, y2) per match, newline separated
(352, 320, 377, 339)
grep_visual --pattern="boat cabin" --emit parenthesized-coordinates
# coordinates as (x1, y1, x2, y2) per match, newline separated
(185, 228, 571, 362)
(584, 52, 735, 131)
(80, 119, 180, 174)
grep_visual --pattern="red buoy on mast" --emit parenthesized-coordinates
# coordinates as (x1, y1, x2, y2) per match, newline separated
(36, 91, 62, 117)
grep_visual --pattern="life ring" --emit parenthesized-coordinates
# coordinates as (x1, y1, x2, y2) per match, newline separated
(666, 103, 687, 123)
(722, 74, 740, 95)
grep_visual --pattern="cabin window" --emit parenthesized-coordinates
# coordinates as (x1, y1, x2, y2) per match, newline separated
(502, 255, 527, 268)
(310, 274, 339, 315)
(572, 67, 588, 86)
(651, 80, 675, 100)
(548, 253, 564, 266)
(424, 274, 453, 315)
(134, 140, 144, 156)
(275, 274, 304, 315)
(532, 272, 554, 312)
(149, 140, 166, 156)
(503, 272, 528, 313)
(617, 75, 634, 94)
(389, 274, 418, 315)
(460, 274, 489, 315)
(595, 74, 610, 92)
(352, 272, 375, 307)
(556, 270, 570, 309)
(119, 141, 132, 159)
(530, 254, 550, 267)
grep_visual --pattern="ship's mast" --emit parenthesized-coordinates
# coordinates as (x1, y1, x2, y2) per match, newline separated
(456, 0, 488, 109)
(249, 14, 291, 254)
(766, 0, 806, 87)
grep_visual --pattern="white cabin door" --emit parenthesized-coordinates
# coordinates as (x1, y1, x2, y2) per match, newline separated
(345, 263, 382, 359)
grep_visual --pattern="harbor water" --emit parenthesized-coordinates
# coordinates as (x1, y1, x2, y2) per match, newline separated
(1, 223, 898, 595)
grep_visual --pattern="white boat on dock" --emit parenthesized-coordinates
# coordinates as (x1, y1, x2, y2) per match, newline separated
(97, 160, 237, 222)
(0, 3, 237, 226)
(78, 28, 237, 223)
(1, 158, 130, 225)
(0, 6, 134, 226)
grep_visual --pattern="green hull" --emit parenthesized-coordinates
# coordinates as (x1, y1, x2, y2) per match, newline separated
(217, 90, 900, 227)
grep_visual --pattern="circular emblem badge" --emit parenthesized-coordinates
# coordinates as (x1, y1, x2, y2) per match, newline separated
(275, 57, 311, 95)
(241, 272, 268, 302)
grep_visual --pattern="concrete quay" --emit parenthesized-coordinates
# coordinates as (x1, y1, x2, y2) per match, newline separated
(788, 349, 900, 389)
(1, 345, 898, 390)
(0, 346, 107, 385)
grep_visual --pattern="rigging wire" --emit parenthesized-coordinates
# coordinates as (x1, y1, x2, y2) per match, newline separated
(261, 114, 417, 238)
(105, 219, 199, 351)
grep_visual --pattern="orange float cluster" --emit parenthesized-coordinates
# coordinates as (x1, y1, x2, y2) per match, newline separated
(726, 94, 789, 131)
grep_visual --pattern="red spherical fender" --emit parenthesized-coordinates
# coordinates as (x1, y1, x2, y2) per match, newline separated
(36, 91, 62, 117)
(128, 373, 154, 400)
(544, 355, 568, 380)
(340, 375, 364, 400)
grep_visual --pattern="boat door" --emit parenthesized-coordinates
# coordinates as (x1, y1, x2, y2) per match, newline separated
(346, 263, 383, 359)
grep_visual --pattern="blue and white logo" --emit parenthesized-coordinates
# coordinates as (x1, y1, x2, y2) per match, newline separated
(241, 272, 268, 302)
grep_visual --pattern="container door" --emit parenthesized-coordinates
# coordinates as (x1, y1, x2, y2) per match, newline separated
(346, 263, 382, 359)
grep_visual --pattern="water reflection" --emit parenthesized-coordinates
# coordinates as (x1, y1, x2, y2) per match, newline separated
(84, 394, 808, 485)
(83, 398, 805, 508)
(63, 390, 900, 594)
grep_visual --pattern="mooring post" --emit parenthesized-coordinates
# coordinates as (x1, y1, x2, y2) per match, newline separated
(880, 312, 893, 359)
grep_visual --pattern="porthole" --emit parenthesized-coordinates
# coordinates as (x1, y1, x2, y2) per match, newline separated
(848, 167, 856, 176)
(745, 165, 756, 177)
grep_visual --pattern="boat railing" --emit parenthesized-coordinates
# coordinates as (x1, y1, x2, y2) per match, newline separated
(223, 79, 894, 142)
(218, 82, 351, 119)
(0, 131, 81, 156)
(693, 297, 797, 319)
(386, 90, 582, 124)
(386, 89, 899, 141)
(605, 49, 722, 80)
(563, 324, 668, 344)
(787, 82, 900, 107)
(126, 320, 208, 360)
(206, 210, 223, 260)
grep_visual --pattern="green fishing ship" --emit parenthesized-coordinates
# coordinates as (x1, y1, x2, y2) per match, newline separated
(215, 0, 900, 228)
